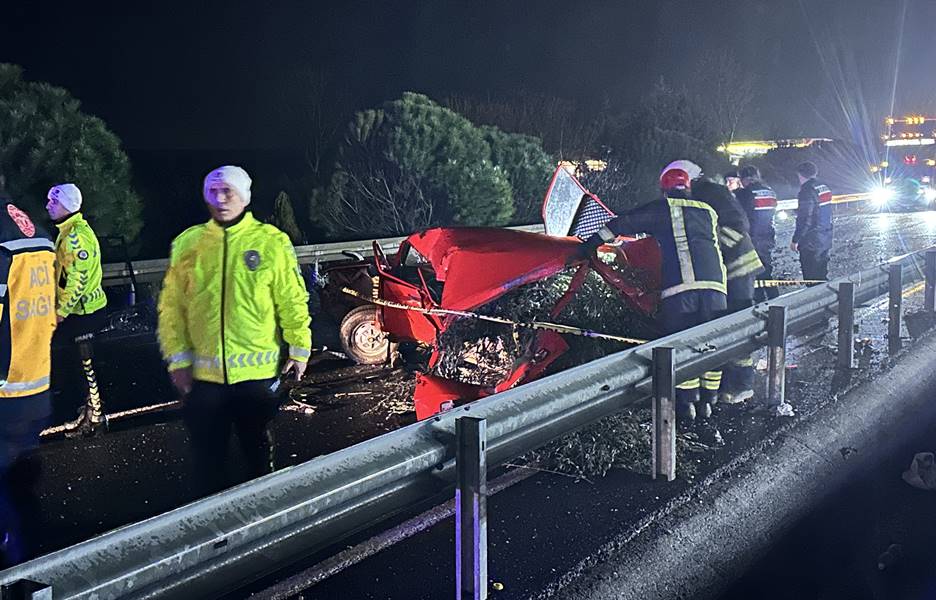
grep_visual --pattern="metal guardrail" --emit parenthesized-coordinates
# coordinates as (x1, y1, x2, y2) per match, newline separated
(100, 193, 871, 288)
(775, 191, 871, 212)
(100, 224, 546, 286)
(4, 238, 932, 598)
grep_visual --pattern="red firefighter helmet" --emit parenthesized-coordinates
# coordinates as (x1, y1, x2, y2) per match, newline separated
(660, 160, 702, 191)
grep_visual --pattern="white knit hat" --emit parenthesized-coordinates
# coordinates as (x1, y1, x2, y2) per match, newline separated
(203, 166, 252, 205)
(47, 183, 83, 213)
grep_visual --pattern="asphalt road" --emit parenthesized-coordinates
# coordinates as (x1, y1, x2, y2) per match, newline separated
(255, 208, 936, 600)
(15, 206, 936, 575)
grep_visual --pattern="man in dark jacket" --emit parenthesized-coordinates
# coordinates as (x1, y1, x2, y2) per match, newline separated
(736, 166, 779, 301)
(581, 160, 726, 420)
(791, 161, 833, 283)
(692, 178, 762, 404)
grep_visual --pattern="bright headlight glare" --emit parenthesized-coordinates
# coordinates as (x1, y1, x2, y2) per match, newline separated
(870, 187, 894, 205)
(925, 187, 936, 202)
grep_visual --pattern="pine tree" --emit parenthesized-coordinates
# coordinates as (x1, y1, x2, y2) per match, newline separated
(271, 191, 304, 244)
(0, 63, 143, 244)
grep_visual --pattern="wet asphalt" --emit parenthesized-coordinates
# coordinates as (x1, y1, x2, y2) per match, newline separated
(15, 206, 936, 597)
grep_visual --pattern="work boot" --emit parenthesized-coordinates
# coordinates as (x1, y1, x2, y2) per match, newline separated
(676, 388, 699, 421)
(63, 405, 108, 439)
(718, 389, 755, 405)
(698, 389, 717, 419)
(676, 401, 696, 421)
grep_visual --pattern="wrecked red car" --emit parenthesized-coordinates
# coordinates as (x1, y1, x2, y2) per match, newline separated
(372, 167, 662, 419)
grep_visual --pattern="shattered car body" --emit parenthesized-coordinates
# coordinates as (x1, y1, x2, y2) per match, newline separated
(374, 217, 662, 419)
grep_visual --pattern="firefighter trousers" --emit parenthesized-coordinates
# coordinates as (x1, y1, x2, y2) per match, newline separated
(721, 277, 755, 394)
(659, 293, 724, 407)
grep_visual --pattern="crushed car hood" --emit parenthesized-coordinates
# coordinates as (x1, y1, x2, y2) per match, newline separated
(406, 227, 584, 311)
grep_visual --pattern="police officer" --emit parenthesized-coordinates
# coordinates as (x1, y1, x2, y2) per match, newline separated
(581, 160, 726, 419)
(791, 161, 833, 283)
(724, 170, 742, 193)
(692, 178, 762, 404)
(46, 184, 108, 438)
(0, 189, 56, 566)
(735, 166, 779, 301)
(158, 166, 312, 496)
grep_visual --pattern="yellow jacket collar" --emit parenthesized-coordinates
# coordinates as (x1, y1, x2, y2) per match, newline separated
(205, 211, 256, 235)
(55, 212, 85, 232)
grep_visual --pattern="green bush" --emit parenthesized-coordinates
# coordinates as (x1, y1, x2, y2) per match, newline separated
(315, 93, 522, 238)
(0, 64, 143, 244)
(481, 126, 553, 224)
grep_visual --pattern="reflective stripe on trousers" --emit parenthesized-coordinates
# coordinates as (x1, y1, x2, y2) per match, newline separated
(0, 376, 51, 394)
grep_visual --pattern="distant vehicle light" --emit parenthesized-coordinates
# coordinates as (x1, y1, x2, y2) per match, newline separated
(923, 176, 932, 184)
(925, 187, 936, 202)
(870, 187, 894, 206)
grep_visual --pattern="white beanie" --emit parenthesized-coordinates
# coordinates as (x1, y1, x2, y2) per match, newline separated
(48, 183, 83, 213)
(203, 166, 252, 205)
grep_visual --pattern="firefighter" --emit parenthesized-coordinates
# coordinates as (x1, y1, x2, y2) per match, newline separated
(692, 178, 762, 405)
(158, 166, 311, 496)
(581, 160, 726, 419)
(791, 161, 833, 283)
(46, 184, 108, 438)
(0, 189, 56, 566)
(735, 165, 779, 301)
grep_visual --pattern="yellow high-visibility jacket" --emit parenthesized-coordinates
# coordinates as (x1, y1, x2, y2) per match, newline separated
(157, 212, 312, 384)
(1, 202, 57, 398)
(54, 212, 107, 318)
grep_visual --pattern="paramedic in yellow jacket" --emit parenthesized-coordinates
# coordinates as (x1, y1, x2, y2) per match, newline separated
(0, 190, 56, 566)
(158, 165, 311, 495)
(46, 183, 108, 438)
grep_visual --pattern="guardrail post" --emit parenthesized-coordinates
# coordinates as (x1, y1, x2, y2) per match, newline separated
(925, 249, 936, 313)
(0, 580, 52, 600)
(767, 305, 789, 412)
(651, 346, 676, 482)
(837, 282, 855, 370)
(889, 263, 902, 355)
(456, 417, 487, 600)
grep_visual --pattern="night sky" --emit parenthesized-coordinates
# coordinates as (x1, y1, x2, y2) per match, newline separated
(2, 0, 935, 150)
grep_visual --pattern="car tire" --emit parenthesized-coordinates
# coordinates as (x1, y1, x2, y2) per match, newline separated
(339, 305, 392, 365)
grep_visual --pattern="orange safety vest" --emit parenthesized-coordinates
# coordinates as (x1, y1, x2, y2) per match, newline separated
(0, 203, 57, 398)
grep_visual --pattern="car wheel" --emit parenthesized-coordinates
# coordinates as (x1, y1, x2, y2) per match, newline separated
(339, 305, 391, 365)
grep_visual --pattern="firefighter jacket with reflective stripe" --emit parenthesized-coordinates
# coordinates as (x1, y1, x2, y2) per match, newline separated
(158, 212, 312, 384)
(793, 178, 833, 253)
(735, 182, 777, 252)
(691, 180, 762, 281)
(0, 202, 56, 398)
(54, 212, 107, 318)
(594, 194, 727, 300)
